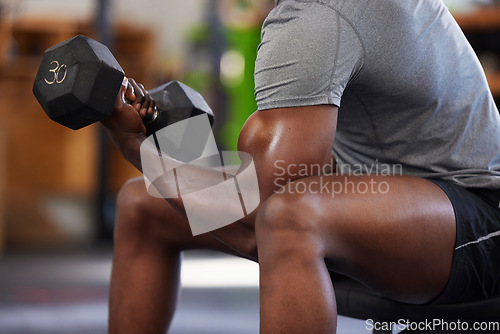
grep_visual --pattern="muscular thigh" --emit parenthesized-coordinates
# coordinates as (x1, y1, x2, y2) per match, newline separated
(285, 174, 456, 304)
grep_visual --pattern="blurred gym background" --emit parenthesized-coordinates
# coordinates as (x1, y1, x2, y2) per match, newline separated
(0, 0, 499, 333)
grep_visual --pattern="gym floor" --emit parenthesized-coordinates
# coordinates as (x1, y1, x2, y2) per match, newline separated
(0, 248, 370, 334)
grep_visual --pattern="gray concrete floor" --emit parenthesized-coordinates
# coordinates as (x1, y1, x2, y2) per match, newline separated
(0, 248, 369, 333)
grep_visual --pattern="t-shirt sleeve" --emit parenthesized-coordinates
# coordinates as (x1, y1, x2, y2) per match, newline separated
(254, 1, 364, 111)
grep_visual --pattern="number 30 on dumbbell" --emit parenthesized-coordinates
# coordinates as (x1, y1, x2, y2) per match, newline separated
(32, 35, 214, 137)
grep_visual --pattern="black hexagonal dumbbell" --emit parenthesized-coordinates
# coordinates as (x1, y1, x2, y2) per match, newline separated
(32, 35, 214, 136)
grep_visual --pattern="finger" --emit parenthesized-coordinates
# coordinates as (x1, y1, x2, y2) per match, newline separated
(124, 77, 136, 103)
(128, 78, 145, 110)
(139, 88, 154, 117)
(132, 82, 156, 119)
(137, 83, 149, 115)
(143, 105, 156, 120)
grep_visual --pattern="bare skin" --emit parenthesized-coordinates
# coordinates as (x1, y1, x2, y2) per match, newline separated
(104, 79, 456, 333)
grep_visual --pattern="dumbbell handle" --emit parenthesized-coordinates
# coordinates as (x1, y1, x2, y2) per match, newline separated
(131, 80, 215, 136)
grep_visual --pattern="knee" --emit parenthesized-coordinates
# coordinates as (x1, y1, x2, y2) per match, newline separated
(256, 192, 324, 253)
(117, 178, 152, 219)
(115, 177, 163, 242)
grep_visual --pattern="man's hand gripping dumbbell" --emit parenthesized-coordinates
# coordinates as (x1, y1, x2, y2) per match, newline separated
(33, 35, 214, 171)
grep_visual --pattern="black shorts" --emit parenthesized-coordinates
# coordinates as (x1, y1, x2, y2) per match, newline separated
(427, 178, 500, 304)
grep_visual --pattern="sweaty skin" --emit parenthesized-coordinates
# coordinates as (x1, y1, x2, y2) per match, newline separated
(103, 78, 455, 334)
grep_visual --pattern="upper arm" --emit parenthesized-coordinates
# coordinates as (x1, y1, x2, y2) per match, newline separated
(245, 2, 361, 199)
(238, 105, 338, 200)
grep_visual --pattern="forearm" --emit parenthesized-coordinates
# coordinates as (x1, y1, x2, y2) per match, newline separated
(104, 127, 221, 220)
(143, 142, 258, 224)
(102, 105, 248, 227)
(104, 126, 146, 172)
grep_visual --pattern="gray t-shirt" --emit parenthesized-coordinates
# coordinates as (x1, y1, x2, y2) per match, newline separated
(254, 0, 500, 189)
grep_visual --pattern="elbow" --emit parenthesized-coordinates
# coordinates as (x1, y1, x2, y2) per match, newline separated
(237, 111, 273, 157)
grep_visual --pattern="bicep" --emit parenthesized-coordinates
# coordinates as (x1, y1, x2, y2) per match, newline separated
(238, 105, 338, 199)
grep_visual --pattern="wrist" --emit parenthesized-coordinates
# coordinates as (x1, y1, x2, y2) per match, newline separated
(104, 126, 146, 171)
